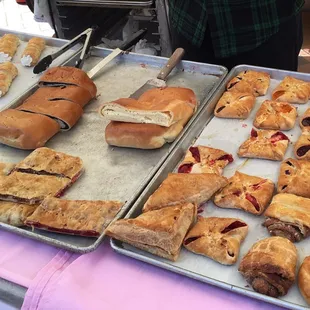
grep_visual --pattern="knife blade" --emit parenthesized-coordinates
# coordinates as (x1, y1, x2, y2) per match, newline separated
(129, 48, 185, 99)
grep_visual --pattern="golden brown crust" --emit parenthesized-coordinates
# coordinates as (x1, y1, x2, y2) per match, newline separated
(253, 100, 297, 131)
(272, 76, 310, 104)
(177, 145, 233, 174)
(21, 37, 46, 66)
(238, 129, 289, 161)
(299, 256, 310, 305)
(294, 132, 310, 160)
(0, 172, 71, 204)
(239, 237, 297, 297)
(226, 70, 271, 96)
(18, 97, 83, 130)
(214, 171, 274, 215)
(214, 91, 255, 119)
(143, 173, 228, 213)
(300, 108, 310, 132)
(264, 193, 310, 241)
(105, 120, 184, 149)
(0, 201, 37, 226)
(0, 162, 15, 176)
(106, 203, 196, 261)
(14, 147, 83, 180)
(0, 34, 19, 59)
(39, 67, 97, 98)
(183, 216, 248, 265)
(277, 158, 310, 198)
(33, 86, 92, 108)
(0, 109, 60, 150)
(25, 197, 123, 236)
(0, 62, 18, 97)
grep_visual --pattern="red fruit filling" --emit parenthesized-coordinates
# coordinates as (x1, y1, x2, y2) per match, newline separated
(270, 132, 289, 144)
(178, 163, 193, 173)
(251, 129, 258, 138)
(245, 193, 260, 211)
(251, 180, 267, 190)
(217, 154, 234, 163)
(233, 190, 242, 197)
(221, 221, 247, 234)
(189, 147, 201, 162)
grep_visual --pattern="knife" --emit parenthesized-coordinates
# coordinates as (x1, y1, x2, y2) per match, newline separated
(129, 48, 185, 99)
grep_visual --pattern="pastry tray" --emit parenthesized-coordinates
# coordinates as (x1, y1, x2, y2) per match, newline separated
(111, 65, 310, 310)
(0, 28, 82, 111)
(0, 46, 227, 253)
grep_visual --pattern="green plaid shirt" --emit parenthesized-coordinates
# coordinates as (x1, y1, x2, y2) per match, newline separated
(169, 0, 304, 58)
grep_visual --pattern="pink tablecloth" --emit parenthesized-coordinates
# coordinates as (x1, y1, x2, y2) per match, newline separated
(0, 230, 283, 310)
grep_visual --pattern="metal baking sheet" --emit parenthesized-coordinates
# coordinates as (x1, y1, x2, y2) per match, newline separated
(0, 28, 81, 111)
(56, 0, 153, 7)
(111, 65, 310, 310)
(0, 47, 227, 253)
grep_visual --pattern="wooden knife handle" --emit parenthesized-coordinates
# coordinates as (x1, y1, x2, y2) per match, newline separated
(157, 48, 185, 81)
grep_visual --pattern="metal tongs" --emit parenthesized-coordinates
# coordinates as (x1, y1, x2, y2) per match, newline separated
(33, 27, 96, 74)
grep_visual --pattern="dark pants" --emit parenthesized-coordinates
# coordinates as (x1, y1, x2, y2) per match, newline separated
(171, 13, 303, 71)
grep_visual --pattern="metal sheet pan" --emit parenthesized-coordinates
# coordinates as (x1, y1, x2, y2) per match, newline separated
(0, 46, 227, 253)
(111, 64, 310, 310)
(0, 28, 81, 111)
(56, 0, 153, 7)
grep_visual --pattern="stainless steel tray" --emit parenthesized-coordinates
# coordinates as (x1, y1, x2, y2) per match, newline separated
(0, 28, 81, 111)
(56, 0, 153, 7)
(0, 47, 227, 253)
(111, 64, 310, 310)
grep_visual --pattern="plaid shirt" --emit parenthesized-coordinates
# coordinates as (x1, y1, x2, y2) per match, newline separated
(169, 0, 304, 58)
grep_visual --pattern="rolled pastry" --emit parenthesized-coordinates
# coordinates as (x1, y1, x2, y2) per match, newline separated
(300, 108, 310, 131)
(239, 236, 297, 297)
(294, 131, 310, 160)
(0, 34, 19, 63)
(21, 37, 46, 67)
(0, 62, 18, 98)
(299, 256, 310, 305)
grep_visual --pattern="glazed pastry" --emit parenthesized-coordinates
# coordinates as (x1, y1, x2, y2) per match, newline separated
(0, 34, 19, 63)
(21, 37, 46, 67)
(294, 132, 310, 160)
(239, 237, 297, 297)
(143, 173, 228, 213)
(238, 128, 289, 161)
(0, 201, 37, 226)
(0, 62, 18, 97)
(183, 216, 248, 265)
(299, 256, 310, 305)
(300, 108, 310, 131)
(214, 91, 255, 119)
(214, 171, 274, 215)
(264, 193, 310, 242)
(0, 162, 15, 176)
(177, 145, 233, 174)
(0, 171, 71, 205)
(14, 147, 83, 181)
(277, 158, 310, 198)
(226, 70, 271, 96)
(25, 197, 123, 236)
(253, 100, 297, 131)
(272, 76, 310, 104)
(106, 203, 196, 261)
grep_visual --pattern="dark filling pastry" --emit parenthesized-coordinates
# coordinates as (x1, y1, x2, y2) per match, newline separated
(263, 217, 310, 242)
(221, 221, 247, 234)
(302, 117, 310, 127)
(184, 236, 201, 245)
(297, 145, 310, 157)
(216, 106, 226, 113)
(217, 154, 234, 163)
(189, 146, 201, 162)
(251, 128, 258, 138)
(0, 194, 41, 205)
(15, 168, 69, 179)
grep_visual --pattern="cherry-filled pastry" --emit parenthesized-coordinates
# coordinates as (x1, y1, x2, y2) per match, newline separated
(277, 158, 310, 199)
(239, 237, 297, 298)
(264, 193, 310, 242)
(177, 145, 233, 174)
(183, 216, 248, 265)
(214, 171, 274, 215)
(238, 128, 289, 161)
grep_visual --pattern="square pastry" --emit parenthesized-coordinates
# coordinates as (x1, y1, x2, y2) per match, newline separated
(177, 146, 233, 174)
(272, 76, 310, 104)
(226, 70, 271, 96)
(106, 203, 196, 261)
(183, 216, 248, 265)
(238, 128, 289, 161)
(294, 132, 310, 160)
(300, 108, 310, 131)
(264, 193, 310, 242)
(214, 171, 274, 215)
(277, 158, 310, 198)
(214, 91, 255, 119)
(253, 100, 297, 131)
